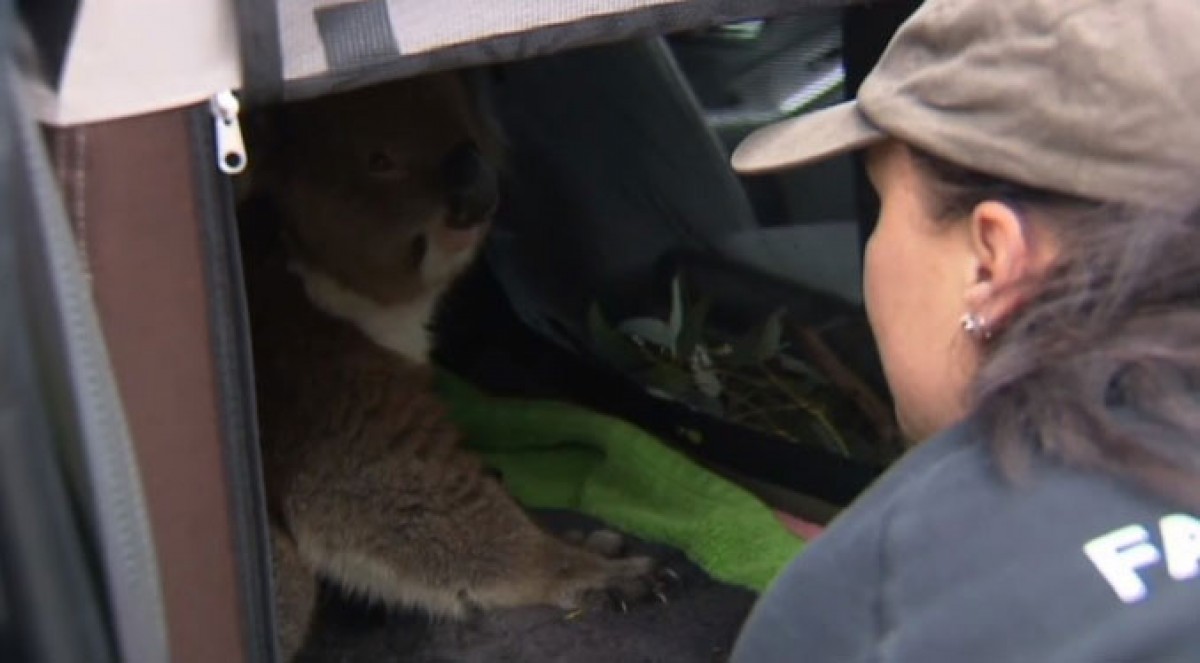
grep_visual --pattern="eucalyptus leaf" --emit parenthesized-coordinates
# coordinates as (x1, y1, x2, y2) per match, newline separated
(677, 296, 712, 361)
(639, 362, 695, 396)
(617, 317, 677, 355)
(667, 274, 684, 345)
(727, 308, 788, 365)
(587, 303, 649, 372)
(692, 360, 723, 400)
(638, 358, 727, 417)
(690, 345, 721, 398)
(778, 353, 829, 385)
(759, 308, 786, 359)
(645, 386, 682, 402)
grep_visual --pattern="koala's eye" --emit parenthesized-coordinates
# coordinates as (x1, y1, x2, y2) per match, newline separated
(410, 234, 428, 265)
(367, 151, 397, 174)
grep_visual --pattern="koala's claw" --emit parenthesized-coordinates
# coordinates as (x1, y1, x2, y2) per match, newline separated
(603, 589, 630, 614)
(557, 553, 656, 615)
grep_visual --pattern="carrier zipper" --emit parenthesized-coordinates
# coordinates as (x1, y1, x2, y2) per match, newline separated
(210, 90, 248, 175)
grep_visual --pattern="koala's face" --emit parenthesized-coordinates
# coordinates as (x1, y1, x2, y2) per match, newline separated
(256, 73, 500, 304)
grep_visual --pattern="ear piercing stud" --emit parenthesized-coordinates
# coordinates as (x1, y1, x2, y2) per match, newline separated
(960, 312, 992, 340)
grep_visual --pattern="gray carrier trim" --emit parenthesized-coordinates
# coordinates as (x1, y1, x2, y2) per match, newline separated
(2, 12, 111, 662)
(316, 0, 401, 71)
(233, 0, 284, 105)
(6, 53, 168, 663)
(236, 0, 867, 103)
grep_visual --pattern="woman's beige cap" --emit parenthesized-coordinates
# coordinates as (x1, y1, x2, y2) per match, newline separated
(733, 0, 1200, 209)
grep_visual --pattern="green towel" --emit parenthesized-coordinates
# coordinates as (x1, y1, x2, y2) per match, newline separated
(436, 372, 804, 592)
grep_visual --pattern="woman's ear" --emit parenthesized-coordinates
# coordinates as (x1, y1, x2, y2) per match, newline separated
(963, 201, 1047, 327)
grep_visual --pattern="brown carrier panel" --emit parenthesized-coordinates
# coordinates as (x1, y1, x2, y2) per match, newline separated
(49, 110, 249, 663)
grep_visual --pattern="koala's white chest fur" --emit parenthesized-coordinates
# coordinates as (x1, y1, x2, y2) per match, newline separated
(292, 262, 441, 364)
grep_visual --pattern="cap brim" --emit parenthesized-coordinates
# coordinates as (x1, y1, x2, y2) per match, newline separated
(732, 101, 886, 174)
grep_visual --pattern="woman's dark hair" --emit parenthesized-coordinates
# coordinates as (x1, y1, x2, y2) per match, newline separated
(909, 147, 1200, 508)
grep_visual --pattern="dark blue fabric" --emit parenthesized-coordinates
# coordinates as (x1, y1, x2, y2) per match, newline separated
(733, 419, 1200, 662)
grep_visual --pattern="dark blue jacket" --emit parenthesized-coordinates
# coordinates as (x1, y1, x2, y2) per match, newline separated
(733, 419, 1200, 662)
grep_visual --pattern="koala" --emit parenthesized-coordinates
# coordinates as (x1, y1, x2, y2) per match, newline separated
(238, 73, 656, 660)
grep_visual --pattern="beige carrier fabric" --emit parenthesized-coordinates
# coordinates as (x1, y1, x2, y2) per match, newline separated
(281, 0, 685, 81)
(27, 0, 241, 127)
(28, 0, 846, 123)
(397, 0, 686, 52)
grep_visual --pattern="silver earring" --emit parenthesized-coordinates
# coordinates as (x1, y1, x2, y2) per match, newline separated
(960, 312, 991, 340)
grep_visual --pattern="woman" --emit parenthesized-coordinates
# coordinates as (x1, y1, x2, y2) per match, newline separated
(729, 0, 1200, 660)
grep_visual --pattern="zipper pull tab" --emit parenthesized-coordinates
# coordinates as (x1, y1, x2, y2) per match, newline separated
(210, 90, 248, 175)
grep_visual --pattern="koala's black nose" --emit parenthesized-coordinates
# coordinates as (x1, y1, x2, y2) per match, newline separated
(442, 142, 499, 228)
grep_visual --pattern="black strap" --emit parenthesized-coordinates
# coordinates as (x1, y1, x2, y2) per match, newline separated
(14, 0, 80, 89)
(233, 0, 285, 106)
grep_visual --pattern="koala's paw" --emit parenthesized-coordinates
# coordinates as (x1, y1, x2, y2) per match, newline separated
(557, 555, 655, 612)
(550, 531, 679, 613)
